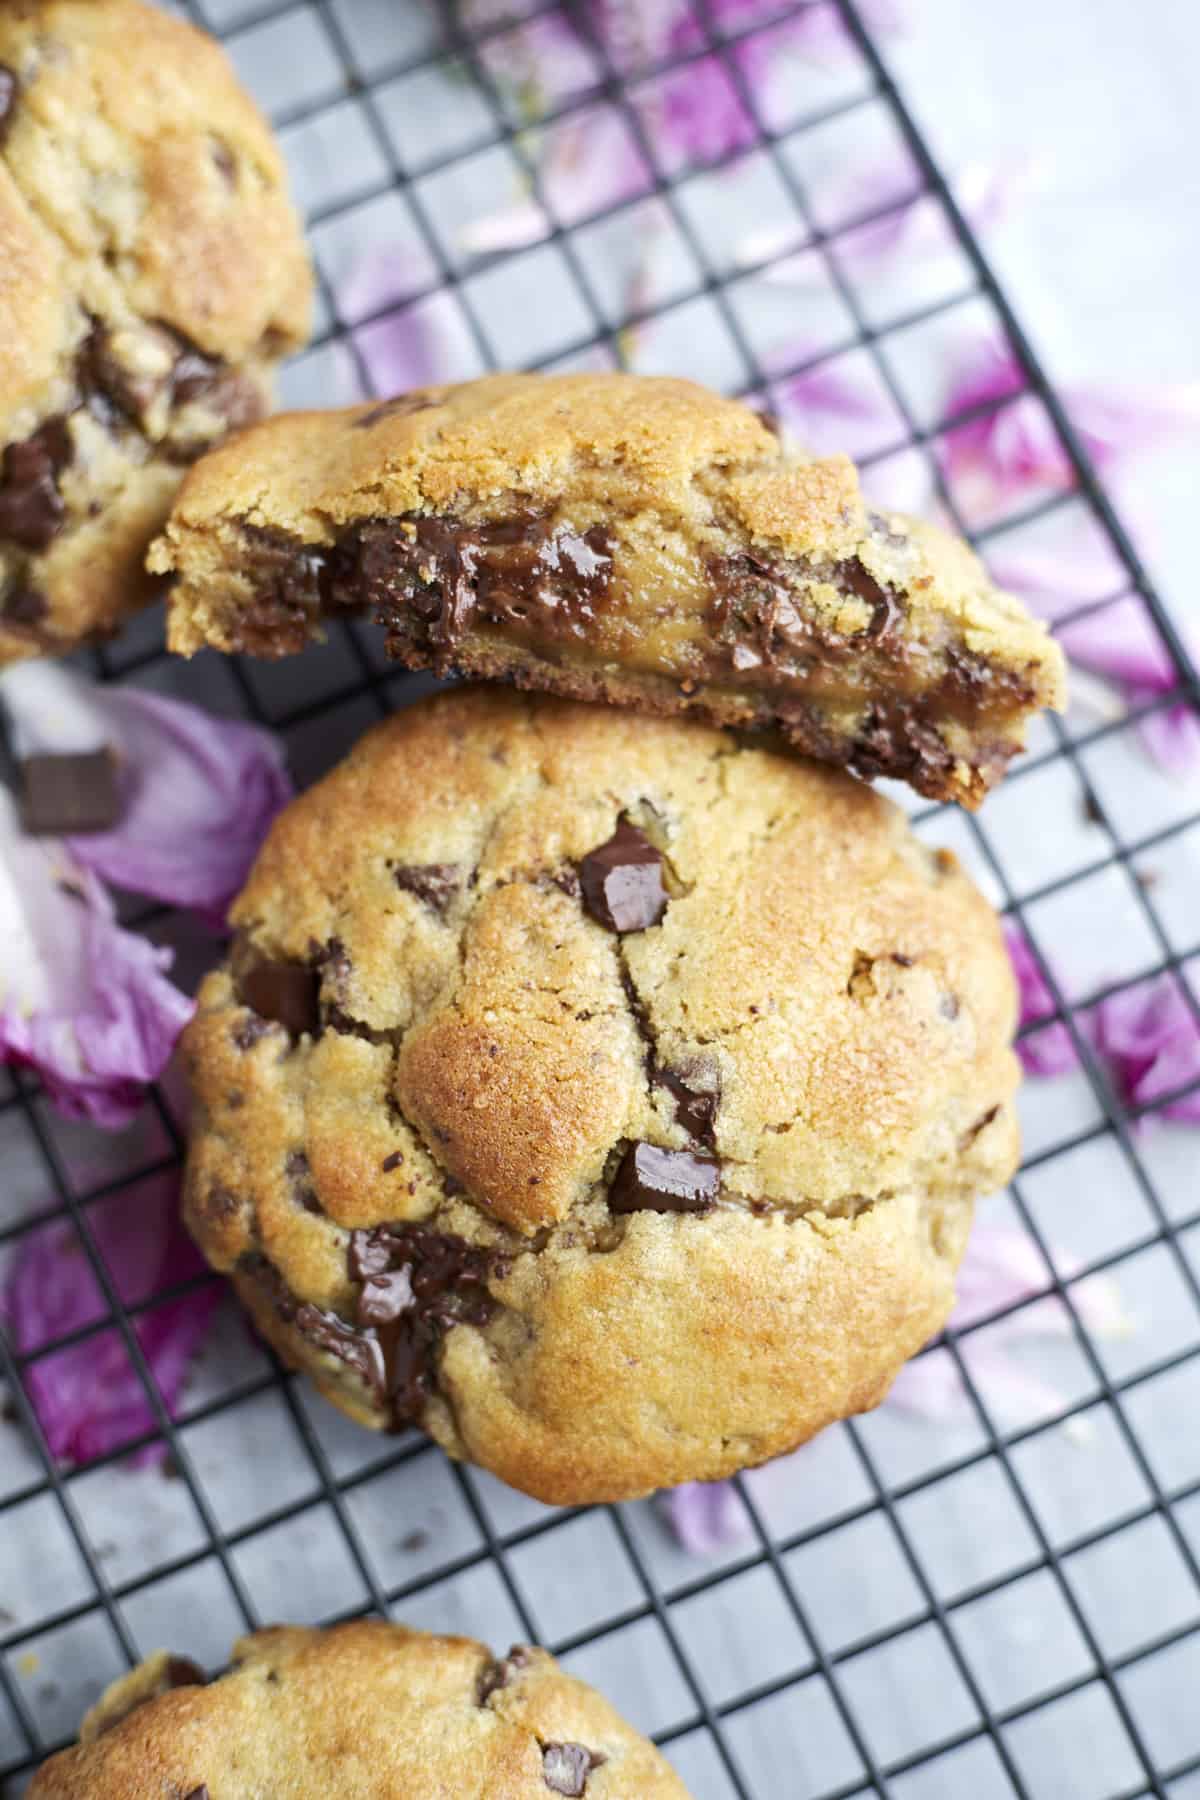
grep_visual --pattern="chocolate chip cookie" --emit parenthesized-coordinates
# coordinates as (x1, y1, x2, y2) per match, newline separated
(181, 688, 1020, 1504)
(153, 372, 1064, 806)
(0, 0, 311, 664)
(30, 1621, 689, 1797)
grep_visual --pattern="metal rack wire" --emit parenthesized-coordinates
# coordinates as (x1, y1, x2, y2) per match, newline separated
(2, 2, 1199, 1794)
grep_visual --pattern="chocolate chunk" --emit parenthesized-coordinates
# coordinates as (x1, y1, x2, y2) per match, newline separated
(0, 419, 71, 550)
(542, 1742, 606, 1795)
(478, 1644, 533, 1704)
(609, 1142, 719, 1214)
(166, 1658, 206, 1689)
(255, 1229, 497, 1427)
(357, 1266, 414, 1325)
(393, 862, 461, 916)
(335, 513, 613, 660)
(381, 1150, 405, 1173)
(183, 1787, 210, 1800)
(577, 820, 667, 934)
(232, 939, 319, 1037)
(285, 1151, 323, 1214)
(3, 583, 47, 626)
(293, 1300, 387, 1394)
(210, 136, 236, 185)
(80, 324, 173, 424)
(754, 407, 781, 437)
(655, 1065, 719, 1145)
(17, 749, 120, 836)
(0, 65, 17, 148)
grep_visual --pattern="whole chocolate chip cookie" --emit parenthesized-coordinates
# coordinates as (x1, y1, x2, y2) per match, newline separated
(182, 689, 1020, 1504)
(0, 0, 311, 664)
(29, 1621, 689, 1798)
(153, 371, 1064, 806)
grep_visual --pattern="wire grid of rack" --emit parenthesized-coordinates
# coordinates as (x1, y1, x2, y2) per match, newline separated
(2, 1, 1200, 1794)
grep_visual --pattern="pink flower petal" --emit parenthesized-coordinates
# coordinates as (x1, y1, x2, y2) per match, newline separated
(342, 256, 480, 397)
(766, 352, 899, 460)
(1134, 695, 1200, 782)
(1095, 975, 1200, 1123)
(4, 1170, 220, 1467)
(661, 1478, 748, 1553)
(1005, 926, 1081, 1075)
(940, 330, 1200, 505)
(2, 663, 292, 926)
(1055, 596, 1175, 693)
(0, 795, 194, 1129)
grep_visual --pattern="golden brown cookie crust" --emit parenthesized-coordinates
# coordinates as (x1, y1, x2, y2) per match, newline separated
(153, 372, 1064, 805)
(0, 0, 311, 663)
(30, 1621, 690, 1798)
(181, 689, 1020, 1504)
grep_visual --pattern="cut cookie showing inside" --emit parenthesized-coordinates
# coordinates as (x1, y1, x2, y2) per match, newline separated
(152, 371, 1065, 806)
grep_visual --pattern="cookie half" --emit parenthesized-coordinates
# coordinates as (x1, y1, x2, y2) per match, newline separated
(181, 689, 1020, 1504)
(0, 0, 312, 664)
(154, 371, 1064, 806)
(30, 1621, 689, 1798)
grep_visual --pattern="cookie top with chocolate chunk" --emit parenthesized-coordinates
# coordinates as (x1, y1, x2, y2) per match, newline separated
(0, 0, 311, 664)
(29, 1621, 689, 1798)
(154, 371, 1063, 806)
(182, 688, 1020, 1504)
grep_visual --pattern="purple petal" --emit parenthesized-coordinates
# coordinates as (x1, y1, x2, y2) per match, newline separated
(3, 663, 292, 924)
(661, 1478, 748, 1553)
(1055, 596, 1175, 693)
(941, 330, 1200, 502)
(767, 352, 899, 460)
(4, 1170, 220, 1467)
(346, 268, 482, 398)
(1095, 976, 1200, 1123)
(1005, 926, 1081, 1075)
(986, 539, 1127, 623)
(0, 796, 194, 1129)
(1134, 695, 1200, 781)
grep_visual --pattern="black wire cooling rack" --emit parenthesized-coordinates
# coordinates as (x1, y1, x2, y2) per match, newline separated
(2, 2, 1200, 1794)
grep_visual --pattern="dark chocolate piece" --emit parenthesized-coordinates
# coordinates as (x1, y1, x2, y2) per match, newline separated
(655, 1065, 719, 1146)
(0, 419, 71, 550)
(17, 749, 120, 836)
(381, 1149, 405, 1173)
(166, 1658, 206, 1689)
(478, 1644, 533, 1704)
(259, 1225, 501, 1427)
(210, 135, 236, 185)
(577, 820, 667, 934)
(0, 64, 17, 148)
(183, 1787, 210, 1800)
(232, 939, 319, 1037)
(609, 1142, 719, 1214)
(357, 1266, 415, 1325)
(81, 324, 173, 424)
(393, 862, 461, 916)
(542, 1742, 606, 1795)
(336, 513, 613, 658)
(285, 1150, 322, 1215)
(2, 583, 47, 626)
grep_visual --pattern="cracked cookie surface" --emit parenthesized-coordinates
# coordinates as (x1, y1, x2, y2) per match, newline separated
(29, 1621, 688, 1798)
(0, 0, 311, 664)
(154, 371, 1063, 805)
(182, 688, 1021, 1504)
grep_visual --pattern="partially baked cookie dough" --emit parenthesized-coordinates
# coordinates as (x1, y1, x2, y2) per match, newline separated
(0, 0, 312, 664)
(29, 1621, 689, 1798)
(153, 371, 1064, 805)
(181, 689, 1021, 1504)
